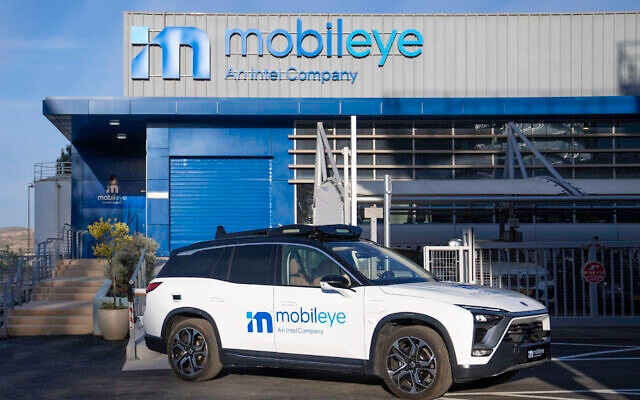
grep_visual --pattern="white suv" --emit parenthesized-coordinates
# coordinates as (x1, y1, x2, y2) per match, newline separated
(144, 225, 550, 400)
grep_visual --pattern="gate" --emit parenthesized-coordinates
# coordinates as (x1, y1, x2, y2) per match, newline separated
(423, 235, 640, 318)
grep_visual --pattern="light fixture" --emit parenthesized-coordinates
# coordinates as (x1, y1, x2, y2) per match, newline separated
(109, 120, 120, 126)
(116, 133, 127, 140)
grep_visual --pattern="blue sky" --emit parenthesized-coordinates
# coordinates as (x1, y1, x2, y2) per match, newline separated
(0, 0, 638, 228)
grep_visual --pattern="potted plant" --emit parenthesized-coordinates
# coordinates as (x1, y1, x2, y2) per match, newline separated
(88, 218, 132, 340)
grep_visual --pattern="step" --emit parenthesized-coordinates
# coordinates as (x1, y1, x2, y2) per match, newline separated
(56, 258, 107, 270)
(56, 268, 104, 278)
(55, 259, 107, 278)
(8, 324, 93, 336)
(38, 277, 104, 288)
(9, 301, 93, 317)
(36, 285, 100, 295)
(34, 292, 96, 301)
(9, 314, 92, 326)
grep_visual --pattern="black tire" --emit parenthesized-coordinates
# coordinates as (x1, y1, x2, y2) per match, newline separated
(377, 326, 452, 399)
(167, 318, 222, 381)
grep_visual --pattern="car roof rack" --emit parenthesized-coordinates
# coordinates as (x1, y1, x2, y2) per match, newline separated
(215, 224, 362, 240)
(215, 225, 269, 239)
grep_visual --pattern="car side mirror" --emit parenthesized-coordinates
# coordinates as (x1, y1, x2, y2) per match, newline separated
(320, 275, 354, 292)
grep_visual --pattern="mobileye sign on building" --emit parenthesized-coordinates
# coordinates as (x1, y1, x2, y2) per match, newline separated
(129, 17, 423, 86)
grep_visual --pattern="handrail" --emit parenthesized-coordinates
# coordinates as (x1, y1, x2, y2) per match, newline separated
(34, 161, 71, 181)
(128, 248, 147, 288)
(0, 254, 47, 338)
(127, 249, 147, 360)
(1, 281, 9, 337)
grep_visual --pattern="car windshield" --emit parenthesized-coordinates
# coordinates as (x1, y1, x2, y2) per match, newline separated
(326, 241, 438, 285)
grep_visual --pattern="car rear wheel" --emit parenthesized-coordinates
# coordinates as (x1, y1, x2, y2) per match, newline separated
(167, 318, 222, 381)
(377, 325, 452, 399)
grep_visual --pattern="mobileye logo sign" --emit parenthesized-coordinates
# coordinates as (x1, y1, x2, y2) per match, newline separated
(130, 18, 423, 85)
(247, 308, 346, 336)
(131, 26, 210, 80)
(224, 19, 422, 85)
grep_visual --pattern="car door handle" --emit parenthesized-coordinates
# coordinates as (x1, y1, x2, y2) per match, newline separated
(280, 301, 298, 307)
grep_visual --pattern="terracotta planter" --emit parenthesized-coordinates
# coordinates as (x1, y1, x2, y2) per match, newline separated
(97, 307, 129, 340)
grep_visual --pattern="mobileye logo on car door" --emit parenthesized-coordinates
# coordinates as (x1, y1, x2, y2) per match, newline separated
(246, 311, 273, 333)
(247, 308, 346, 336)
(131, 26, 211, 80)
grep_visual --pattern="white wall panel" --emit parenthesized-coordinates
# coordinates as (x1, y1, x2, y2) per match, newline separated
(124, 12, 640, 98)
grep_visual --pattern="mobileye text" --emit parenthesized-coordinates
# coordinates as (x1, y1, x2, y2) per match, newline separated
(275, 307, 346, 327)
(225, 18, 423, 67)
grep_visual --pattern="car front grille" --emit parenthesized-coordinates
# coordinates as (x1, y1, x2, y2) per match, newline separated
(504, 320, 545, 344)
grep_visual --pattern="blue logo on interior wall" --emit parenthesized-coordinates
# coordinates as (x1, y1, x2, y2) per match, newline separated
(131, 26, 211, 80)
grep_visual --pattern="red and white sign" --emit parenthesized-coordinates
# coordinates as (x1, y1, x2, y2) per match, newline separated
(582, 260, 606, 284)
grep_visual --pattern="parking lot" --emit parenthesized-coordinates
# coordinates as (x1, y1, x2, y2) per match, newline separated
(0, 326, 638, 400)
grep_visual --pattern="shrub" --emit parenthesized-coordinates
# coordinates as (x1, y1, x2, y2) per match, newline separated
(112, 233, 159, 296)
(88, 218, 132, 308)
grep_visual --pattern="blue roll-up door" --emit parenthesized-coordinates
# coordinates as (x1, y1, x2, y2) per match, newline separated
(170, 158, 273, 250)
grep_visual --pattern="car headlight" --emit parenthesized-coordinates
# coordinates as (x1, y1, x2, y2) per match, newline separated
(458, 306, 509, 357)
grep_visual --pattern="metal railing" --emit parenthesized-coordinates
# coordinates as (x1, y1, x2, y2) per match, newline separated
(37, 225, 87, 263)
(34, 161, 71, 182)
(0, 224, 87, 337)
(1, 254, 53, 337)
(424, 238, 640, 319)
(127, 249, 147, 360)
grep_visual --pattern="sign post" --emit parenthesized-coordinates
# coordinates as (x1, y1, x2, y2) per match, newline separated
(364, 205, 383, 243)
(583, 259, 605, 317)
(582, 260, 606, 284)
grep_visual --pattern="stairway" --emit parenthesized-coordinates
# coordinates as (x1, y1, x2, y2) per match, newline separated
(7, 259, 106, 336)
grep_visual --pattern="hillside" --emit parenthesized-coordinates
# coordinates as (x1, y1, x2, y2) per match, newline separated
(0, 227, 32, 254)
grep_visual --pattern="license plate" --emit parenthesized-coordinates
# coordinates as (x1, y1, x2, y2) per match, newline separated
(526, 345, 546, 361)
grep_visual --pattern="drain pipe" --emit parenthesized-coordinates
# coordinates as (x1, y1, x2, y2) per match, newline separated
(384, 175, 391, 247)
(350, 116, 357, 226)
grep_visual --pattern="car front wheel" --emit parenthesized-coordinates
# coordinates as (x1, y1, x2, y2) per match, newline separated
(167, 318, 222, 381)
(377, 325, 452, 399)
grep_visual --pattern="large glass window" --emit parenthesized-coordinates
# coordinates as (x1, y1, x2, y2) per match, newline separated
(228, 244, 276, 285)
(158, 246, 232, 279)
(291, 118, 640, 226)
(280, 245, 342, 287)
(415, 138, 452, 150)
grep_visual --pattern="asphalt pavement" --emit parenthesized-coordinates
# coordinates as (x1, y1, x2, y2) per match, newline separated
(0, 326, 638, 400)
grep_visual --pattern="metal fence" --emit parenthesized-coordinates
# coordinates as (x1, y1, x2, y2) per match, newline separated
(0, 254, 56, 337)
(423, 236, 640, 318)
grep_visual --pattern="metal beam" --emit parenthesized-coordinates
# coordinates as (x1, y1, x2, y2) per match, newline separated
(508, 122, 582, 196)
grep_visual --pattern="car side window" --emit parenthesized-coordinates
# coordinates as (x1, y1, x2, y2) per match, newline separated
(157, 246, 232, 279)
(281, 245, 342, 287)
(228, 244, 276, 285)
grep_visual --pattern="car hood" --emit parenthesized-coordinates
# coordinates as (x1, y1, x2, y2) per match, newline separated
(379, 281, 547, 313)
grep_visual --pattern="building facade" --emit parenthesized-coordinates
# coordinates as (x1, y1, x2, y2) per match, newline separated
(44, 12, 640, 256)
